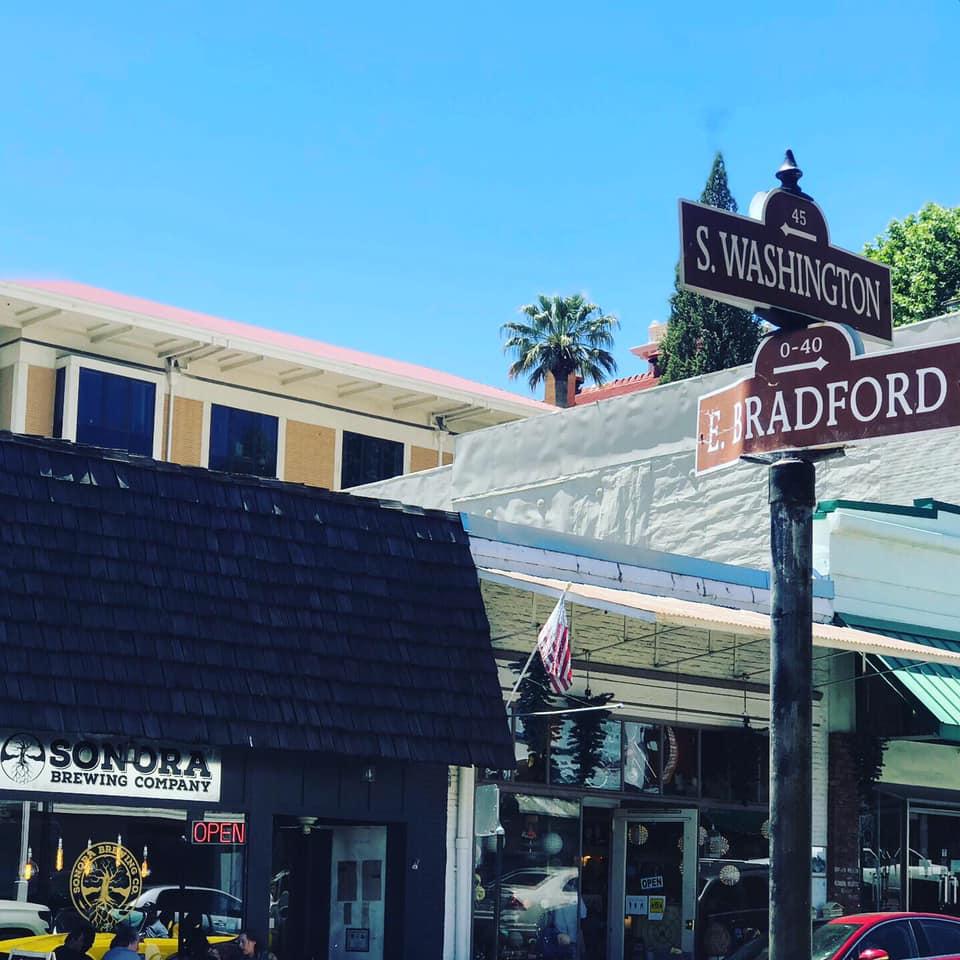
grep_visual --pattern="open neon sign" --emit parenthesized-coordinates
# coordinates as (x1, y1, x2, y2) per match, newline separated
(191, 821, 246, 845)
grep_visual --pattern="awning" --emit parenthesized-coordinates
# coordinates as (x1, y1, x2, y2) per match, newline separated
(841, 614, 960, 727)
(479, 568, 960, 669)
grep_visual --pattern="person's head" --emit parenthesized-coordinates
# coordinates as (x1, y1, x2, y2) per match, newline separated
(237, 929, 263, 958)
(64, 921, 96, 953)
(110, 924, 141, 950)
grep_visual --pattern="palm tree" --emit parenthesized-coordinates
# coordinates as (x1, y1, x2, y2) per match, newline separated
(501, 294, 619, 408)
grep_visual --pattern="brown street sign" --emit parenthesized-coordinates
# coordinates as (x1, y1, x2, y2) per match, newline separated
(680, 190, 893, 343)
(695, 323, 960, 475)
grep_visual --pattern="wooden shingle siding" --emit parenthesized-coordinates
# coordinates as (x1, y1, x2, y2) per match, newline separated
(0, 433, 512, 767)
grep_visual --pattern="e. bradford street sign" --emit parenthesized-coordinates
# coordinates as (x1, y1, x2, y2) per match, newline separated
(695, 323, 960, 475)
(679, 189, 893, 343)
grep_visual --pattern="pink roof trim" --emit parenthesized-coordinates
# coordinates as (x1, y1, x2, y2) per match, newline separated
(7, 279, 548, 412)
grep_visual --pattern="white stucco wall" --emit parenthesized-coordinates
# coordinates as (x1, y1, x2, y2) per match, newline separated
(357, 311, 960, 568)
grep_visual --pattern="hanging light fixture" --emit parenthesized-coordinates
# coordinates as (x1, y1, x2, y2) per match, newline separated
(140, 845, 150, 877)
(21, 847, 37, 881)
(628, 825, 649, 846)
(719, 864, 741, 886)
(56, 837, 64, 872)
(708, 832, 730, 857)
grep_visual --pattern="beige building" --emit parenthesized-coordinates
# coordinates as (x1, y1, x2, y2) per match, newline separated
(0, 279, 547, 488)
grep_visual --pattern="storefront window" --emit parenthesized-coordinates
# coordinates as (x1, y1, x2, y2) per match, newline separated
(862, 793, 904, 912)
(624, 722, 662, 794)
(549, 718, 622, 790)
(513, 717, 548, 784)
(473, 793, 580, 960)
(701, 727, 768, 804)
(661, 726, 699, 797)
(0, 801, 245, 944)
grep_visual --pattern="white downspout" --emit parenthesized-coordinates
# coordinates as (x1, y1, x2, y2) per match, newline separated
(454, 765, 476, 959)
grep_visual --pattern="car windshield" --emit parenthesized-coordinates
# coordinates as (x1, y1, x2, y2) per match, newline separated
(813, 923, 859, 960)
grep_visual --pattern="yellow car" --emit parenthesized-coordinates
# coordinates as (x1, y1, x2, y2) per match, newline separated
(0, 931, 233, 960)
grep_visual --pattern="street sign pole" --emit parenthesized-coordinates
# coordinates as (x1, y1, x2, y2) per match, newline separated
(680, 151, 888, 960)
(768, 454, 815, 960)
(767, 154, 816, 960)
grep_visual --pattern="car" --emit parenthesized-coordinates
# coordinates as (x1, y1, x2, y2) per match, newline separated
(474, 867, 579, 955)
(698, 860, 770, 958)
(132, 886, 243, 938)
(0, 902, 51, 940)
(723, 912, 960, 960)
(0, 931, 234, 960)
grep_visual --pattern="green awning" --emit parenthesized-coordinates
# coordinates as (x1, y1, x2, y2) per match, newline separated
(840, 614, 960, 728)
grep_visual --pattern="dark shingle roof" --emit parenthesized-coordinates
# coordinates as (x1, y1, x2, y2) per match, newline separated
(0, 433, 512, 768)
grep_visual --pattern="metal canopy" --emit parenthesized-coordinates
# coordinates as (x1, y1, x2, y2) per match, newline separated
(478, 568, 960, 669)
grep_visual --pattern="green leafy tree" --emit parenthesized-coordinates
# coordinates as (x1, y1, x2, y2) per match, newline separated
(502, 294, 619, 407)
(864, 203, 960, 327)
(658, 153, 763, 384)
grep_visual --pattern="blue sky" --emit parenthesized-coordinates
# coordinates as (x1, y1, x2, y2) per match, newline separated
(2, 2, 958, 398)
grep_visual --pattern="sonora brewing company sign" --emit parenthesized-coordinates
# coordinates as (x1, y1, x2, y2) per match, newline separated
(695, 323, 960, 475)
(679, 189, 893, 342)
(0, 731, 221, 802)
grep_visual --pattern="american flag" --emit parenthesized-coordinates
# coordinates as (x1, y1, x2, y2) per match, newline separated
(537, 596, 572, 693)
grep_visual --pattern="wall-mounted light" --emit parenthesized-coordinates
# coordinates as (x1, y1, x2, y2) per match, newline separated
(141, 845, 150, 877)
(361, 764, 376, 784)
(56, 838, 64, 872)
(83, 839, 92, 876)
(115, 834, 122, 866)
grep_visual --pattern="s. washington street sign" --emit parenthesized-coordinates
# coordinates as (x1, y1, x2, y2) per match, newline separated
(695, 323, 960, 475)
(679, 189, 893, 343)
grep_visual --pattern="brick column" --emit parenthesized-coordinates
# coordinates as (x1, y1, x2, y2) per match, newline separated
(827, 731, 861, 912)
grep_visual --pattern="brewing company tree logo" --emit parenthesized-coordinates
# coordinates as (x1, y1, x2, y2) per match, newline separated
(70, 843, 143, 930)
(0, 733, 45, 783)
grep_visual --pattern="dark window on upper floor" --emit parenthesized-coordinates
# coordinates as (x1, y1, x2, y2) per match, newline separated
(209, 404, 279, 478)
(75, 367, 156, 456)
(53, 368, 65, 439)
(341, 431, 403, 488)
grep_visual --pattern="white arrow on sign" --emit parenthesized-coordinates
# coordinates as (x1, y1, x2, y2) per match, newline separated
(780, 222, 818, 243)
(772, 356, 829, 375)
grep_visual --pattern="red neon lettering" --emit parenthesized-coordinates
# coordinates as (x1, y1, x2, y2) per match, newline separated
(192, 820, 247, 844)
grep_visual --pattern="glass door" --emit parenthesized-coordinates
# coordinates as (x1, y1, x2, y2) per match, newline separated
(907, 806, 960, 915)
(609, 810, 697, 960)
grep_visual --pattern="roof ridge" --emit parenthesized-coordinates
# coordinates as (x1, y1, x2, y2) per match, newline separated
(0, 431, 462, 522)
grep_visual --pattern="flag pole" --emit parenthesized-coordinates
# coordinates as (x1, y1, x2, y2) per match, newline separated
(505, 583, 572, 706)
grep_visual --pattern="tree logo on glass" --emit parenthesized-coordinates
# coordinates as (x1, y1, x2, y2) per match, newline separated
(0, 733, 45, 784)
(70, 843, 143, 931)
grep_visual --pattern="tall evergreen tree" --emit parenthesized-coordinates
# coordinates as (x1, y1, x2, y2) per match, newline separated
(658, 153, 763, 384)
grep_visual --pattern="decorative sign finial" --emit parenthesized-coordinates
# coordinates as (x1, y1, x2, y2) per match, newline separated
(776, 149, 804, 194)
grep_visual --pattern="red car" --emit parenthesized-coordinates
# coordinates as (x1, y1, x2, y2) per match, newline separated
(729, 913, 960, 960)
(813, 914, 960, 960)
